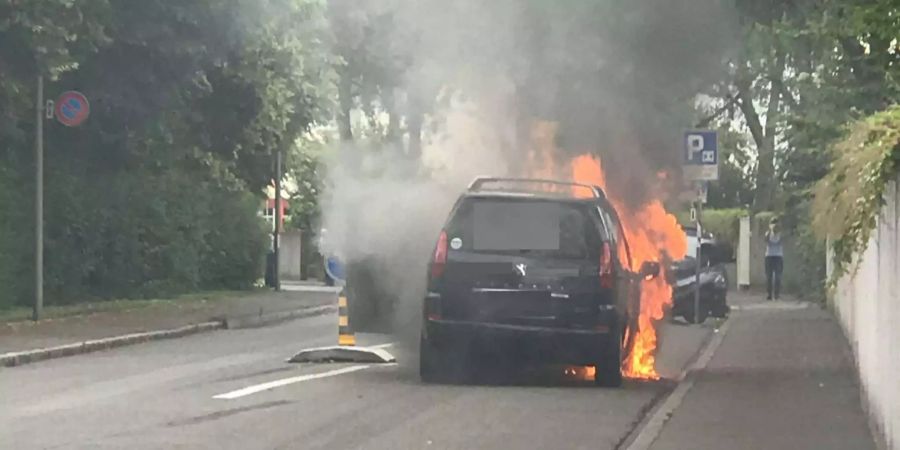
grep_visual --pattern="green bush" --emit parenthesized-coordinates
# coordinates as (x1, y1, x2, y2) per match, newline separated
(0, 164, 33, 309)
(676, 207, 747, 249)
(0, 159, 268, 308)
(703, 209, 746, 248)
(753, 211, 777, 231)
(813, 105, 900, 284)
(199, 187, 268, 290)
(783, 219, 826, 301)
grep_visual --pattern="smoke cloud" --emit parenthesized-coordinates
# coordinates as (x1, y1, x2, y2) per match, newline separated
(318, 0, 737, 342)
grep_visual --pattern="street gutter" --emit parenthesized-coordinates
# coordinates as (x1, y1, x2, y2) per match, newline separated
(0, 303, 337, 368)
(617, 316, 732, 450)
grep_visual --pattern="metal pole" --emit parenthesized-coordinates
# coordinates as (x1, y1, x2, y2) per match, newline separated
(33, 75, 44, 321)
(694, 200, 702, 325)
(273, 148, 282, 291)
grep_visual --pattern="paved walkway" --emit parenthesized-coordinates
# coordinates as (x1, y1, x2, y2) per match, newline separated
(649, 291, 876, 449)
(0, 287, 338, 353)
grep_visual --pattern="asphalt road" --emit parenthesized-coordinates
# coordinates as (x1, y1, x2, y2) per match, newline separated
(0, 313, 711, 450)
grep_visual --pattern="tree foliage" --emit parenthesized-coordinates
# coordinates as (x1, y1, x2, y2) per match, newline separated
(813, 106, 900, 285)
(697, 0, 899, 296)
(1, 0, 897, 307)
(0, 0, 334, 307)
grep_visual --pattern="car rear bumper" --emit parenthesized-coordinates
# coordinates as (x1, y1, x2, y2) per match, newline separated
(423, 318, 616, 364)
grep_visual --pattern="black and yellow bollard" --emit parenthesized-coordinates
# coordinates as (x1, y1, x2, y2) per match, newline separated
(287, 287, 395, 364)
(338, 290, 356, 346)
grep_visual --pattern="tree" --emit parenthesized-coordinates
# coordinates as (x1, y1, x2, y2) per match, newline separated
(698, 0, 900, 296)
(0, 0, 337, 307)
(719, 0, 900, 215)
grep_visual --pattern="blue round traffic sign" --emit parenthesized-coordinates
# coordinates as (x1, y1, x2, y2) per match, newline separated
(55, 91, 90, 127)
(325, 256, 346, 283)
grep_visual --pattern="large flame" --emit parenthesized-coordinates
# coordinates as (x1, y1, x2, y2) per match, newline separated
(570, 155, 686, 379)
(524, 121, 687, 380)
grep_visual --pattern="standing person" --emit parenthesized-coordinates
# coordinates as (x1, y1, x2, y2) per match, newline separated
(764, 218, 784, 300)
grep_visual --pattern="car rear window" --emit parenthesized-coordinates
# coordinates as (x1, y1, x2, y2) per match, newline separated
(446, 197, 604, 259)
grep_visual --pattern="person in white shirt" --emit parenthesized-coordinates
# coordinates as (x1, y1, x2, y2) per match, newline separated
(764, 218, 784, 300)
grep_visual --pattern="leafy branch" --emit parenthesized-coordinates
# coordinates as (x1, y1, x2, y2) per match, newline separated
(813, 105, 900, 287)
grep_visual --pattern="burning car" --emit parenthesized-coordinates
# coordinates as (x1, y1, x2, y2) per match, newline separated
(419, 177, 660, 387)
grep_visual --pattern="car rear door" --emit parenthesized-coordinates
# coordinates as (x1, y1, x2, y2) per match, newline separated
(436, 196, 613, 329)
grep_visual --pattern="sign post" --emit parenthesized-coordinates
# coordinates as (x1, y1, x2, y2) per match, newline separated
(33, 76, 44, 321)
(683, 130, 718, 325)
(33, 88, 91, 321)
(274, 149, 283, 291)
(693, 203, 702, 324)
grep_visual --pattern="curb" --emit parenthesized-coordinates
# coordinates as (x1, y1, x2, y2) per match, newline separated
(224, 305, 337, 329)
(620, 316, 733, 450)
(0, 321, 223, 368)
(0, 303, 337, 368)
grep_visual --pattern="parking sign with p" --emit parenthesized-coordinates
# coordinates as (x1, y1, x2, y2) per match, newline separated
(683, 130, 718, 181)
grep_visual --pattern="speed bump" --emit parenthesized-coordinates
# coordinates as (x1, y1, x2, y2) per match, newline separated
(287, 345, 395, 364)
(287, 288, 395, 364)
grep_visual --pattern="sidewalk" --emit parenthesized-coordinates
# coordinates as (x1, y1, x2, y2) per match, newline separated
(649, 291, 876, 450)
(0, 287, 338, 355)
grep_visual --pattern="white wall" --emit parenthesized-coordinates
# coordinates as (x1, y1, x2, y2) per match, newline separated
(279, 230, 303, 281)
(737, 215, 750, 288)
(832, 175, 900, 449)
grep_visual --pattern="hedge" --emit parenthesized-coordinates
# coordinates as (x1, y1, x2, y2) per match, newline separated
(0, 162, 267, 309)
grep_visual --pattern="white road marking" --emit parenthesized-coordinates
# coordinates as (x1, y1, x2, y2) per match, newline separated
(371, 342, 395, 349)
(213, 365, 370, 400)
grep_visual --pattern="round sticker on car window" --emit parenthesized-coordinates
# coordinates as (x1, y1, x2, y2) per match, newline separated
(450, 237, 463, 250)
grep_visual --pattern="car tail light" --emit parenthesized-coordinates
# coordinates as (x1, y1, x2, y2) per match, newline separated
(600, 241, 613, 289)
(431, 231, 448, 280)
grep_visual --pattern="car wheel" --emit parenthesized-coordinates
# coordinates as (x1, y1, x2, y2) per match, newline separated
(682, 303, 709, 324)
(710, 294, 729, 318)
(594, 334, 623, 388)
(419, 334, 444, 383)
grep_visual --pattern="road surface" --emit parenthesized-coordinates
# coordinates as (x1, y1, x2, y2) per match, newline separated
(0, 312, 710, 449)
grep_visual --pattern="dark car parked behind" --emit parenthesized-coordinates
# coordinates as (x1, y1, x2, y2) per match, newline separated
(669, 227, 730, 323)
(419, 178, 659, 387)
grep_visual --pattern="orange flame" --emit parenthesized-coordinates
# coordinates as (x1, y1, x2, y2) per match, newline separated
(569, 155, 686, 379)
(523, 121, 686, 380)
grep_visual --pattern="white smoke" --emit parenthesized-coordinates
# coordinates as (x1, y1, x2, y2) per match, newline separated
(318, 85, 521, 342)
(316, 0, 737, 342)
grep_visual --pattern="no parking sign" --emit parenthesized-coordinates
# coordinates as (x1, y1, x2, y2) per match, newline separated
(54, 91, 90, 127)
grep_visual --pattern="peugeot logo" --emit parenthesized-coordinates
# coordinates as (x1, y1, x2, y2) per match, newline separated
(515, 263, 527, 277)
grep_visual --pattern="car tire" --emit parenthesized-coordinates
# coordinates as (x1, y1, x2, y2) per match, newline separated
(710, 294, 729, 318)
(682, 301, 709, 324)
(594, 334, 623, 388)
(420, 334, 460, 384)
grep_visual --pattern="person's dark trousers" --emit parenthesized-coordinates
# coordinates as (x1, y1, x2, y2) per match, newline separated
(765, 256, 783, 299)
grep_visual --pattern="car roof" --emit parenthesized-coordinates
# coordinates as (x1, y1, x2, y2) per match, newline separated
(466, 177, 606, 200)
(460, 191, 601, 204)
